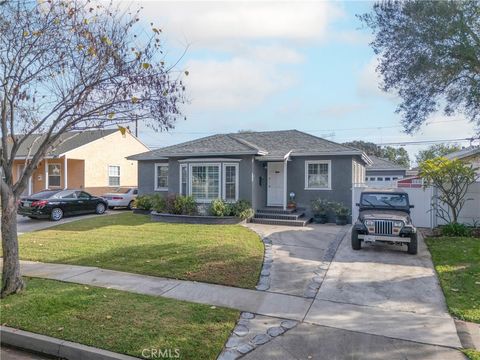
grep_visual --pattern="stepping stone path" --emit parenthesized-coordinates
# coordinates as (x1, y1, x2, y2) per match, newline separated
(217, 312, 298, 360)
(255, 238, 273, 291)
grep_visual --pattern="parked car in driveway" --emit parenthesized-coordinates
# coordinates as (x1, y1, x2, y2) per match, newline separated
(18, 189, 108, 221)
(352, 189, 418, 254)
(102, 187, 138, 209)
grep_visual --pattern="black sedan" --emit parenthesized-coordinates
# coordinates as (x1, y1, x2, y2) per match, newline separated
(18, 189, 108, 221)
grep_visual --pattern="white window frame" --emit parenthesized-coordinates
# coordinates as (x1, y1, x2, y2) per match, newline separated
(222, 163, 239, 202)
(154, 163, 169, 191)
(107, 165, 121, 187)
(188, 163, 221, 203)
(48, 163, 62, 188)
(304, 160, 331, 190)
(179, 164, 188, 195)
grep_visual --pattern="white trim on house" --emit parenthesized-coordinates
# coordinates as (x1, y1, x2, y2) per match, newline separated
(304, 160, 332, 190)
(188, 162, 221, 203)
(179, 158, 242, 163)
(154, 162, 169, 191)
(179, 163, 187, 196)
(222, 163, 239, 202)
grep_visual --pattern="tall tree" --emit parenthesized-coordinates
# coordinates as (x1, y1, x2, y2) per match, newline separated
(0, 0, 185, 297)
(343, 140, 410, 167)
(360, 0, 480, 133)
(416, 144, 463, 164)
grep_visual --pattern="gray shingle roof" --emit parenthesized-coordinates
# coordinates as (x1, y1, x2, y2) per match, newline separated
(8, 129, 118, 158)
(444, 147, 480, 160)
(129, 129, 369, 161)
(367, 155, 407, 171)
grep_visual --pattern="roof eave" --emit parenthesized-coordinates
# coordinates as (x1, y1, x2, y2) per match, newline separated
(130, 150, 264, 160)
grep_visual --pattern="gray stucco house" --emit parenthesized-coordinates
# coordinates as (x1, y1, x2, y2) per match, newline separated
(129, 130, 371, 223)
(365, 155, 407, 187)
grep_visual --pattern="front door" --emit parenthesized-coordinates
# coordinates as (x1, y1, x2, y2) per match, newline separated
(267, 162, 284, 206)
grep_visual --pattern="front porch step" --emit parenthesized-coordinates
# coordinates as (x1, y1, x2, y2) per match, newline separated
(254, 212, 304, 221)
(256, 207, 298, 215)
(250, 216, 312, 227)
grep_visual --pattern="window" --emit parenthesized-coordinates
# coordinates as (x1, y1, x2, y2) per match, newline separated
(305, 160, 331, 190)
(76, 191, 91, 199)
(223, 163, 238, 202)
(48, 164, 61, 187)
(180, 164, 187, 195)
(385, 177, 391, 181)
(376, 177, 383, 181)
(108, 165, 120, 186)
(155, 163, 169, 190)
(190, 164, 220, 201)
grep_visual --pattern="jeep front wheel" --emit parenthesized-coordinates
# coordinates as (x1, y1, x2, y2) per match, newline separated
(407, 233, 418, 255)
(351, 229, 361, 250)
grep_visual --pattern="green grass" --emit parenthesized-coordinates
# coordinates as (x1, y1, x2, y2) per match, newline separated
(464, 349, 480, 360)
(0, 278, 238, 359)
(426, 236, 480, 323)
(17, 213, 263, 289)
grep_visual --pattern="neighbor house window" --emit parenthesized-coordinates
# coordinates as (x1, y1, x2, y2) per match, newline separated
(155, 163, 169, 190)
(223, 163, 239, 202)
(305, 160, 331, 190)
(190, 164, 220, 201)
(108, 165, 120, 186)
(48, 164, 61, 187)
(180, 164, 187, 195)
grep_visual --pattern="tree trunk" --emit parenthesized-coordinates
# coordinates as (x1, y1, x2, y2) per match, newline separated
(1, 186, 25, 297)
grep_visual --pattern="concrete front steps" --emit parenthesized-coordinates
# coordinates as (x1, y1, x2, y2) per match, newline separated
(250, 207, 312, 227)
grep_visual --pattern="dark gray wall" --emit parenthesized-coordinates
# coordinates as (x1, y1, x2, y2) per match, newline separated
(137, 156, 255, 203)
(286, 155, 354, 212)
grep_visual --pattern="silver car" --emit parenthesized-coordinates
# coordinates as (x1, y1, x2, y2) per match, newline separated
(103, 188, 138, 209)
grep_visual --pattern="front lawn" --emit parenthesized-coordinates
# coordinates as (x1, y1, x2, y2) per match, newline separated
(0, 278, 238, 359)
(17, 213, 263, 289)
(426, 236, 480, 323)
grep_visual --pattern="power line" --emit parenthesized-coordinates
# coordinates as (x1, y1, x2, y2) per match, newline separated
(376, 137, 479, 146)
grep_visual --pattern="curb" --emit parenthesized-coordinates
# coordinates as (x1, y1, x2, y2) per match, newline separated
(1, 326, 139, 360)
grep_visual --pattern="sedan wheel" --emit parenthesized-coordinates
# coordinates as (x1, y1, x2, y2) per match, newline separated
(96, 203, 106, 214)
(50, 208, 63, 221)
(127, 200, 134, 210)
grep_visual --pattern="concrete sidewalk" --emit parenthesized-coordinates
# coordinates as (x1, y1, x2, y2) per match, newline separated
(16, 260, 311, 321)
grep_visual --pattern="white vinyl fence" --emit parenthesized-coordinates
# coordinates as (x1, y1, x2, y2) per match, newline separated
(353, 183, 480, 228)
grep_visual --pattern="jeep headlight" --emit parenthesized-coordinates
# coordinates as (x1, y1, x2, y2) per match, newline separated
(393, 221, 404, 227)
(364, 220, 374, 226)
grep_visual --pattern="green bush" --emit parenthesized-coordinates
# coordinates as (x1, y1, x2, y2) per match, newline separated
(210, 198, 228, 216)
(311, 198, 331, 216)
(332, 202, 350, 218)
(209, 199, 254, 219)
(151, 194, 166, 213)
(133, 195, 153, 211)
(174, 195, 197, 215)
(441, 223, 472, 237)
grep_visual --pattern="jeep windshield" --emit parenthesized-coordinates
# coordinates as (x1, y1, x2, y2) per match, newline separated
(360, 193, 409, 209)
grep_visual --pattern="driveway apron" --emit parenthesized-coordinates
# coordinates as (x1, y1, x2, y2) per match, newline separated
(236, 224, 464, 360)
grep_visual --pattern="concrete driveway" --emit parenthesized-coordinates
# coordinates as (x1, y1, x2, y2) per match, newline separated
(15, 209, 123, 234)
(240, 225, 464, 360)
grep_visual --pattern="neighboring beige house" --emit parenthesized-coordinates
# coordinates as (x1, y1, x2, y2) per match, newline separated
(11, 129, 149, 196)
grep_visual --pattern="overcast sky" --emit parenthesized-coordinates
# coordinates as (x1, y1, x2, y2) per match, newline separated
(126, 1, 477, 163)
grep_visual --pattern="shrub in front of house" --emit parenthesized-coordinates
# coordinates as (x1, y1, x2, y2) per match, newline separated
(209, 199, 254, 220)
(311, 198, 330, 223)
(163, 193, 197, 215)
(332, 202, 350, 225)
(134, 195, 154, 211)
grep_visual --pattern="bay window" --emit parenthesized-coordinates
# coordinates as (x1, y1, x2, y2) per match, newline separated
(190, 164, 220, 201)
(223, 163, 238, 202)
